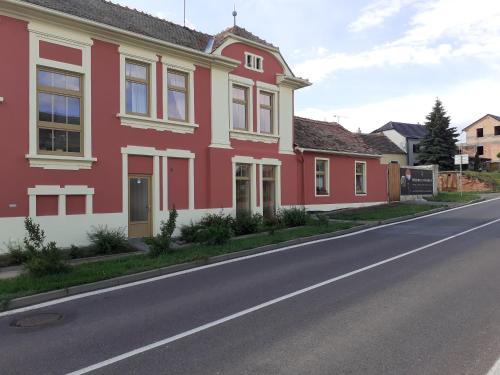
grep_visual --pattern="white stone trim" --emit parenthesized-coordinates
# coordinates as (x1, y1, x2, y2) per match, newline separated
(256, 82, 279, 136)
(296, 201, 387, 212)
(210, 67, 232, 149)
(28, 23, 95, 170)
(229, 130, 279, 144)
(229, 75, 254, 134)
(229, 74, 254, 86)
(244, 52, 264, 72)
(27, 185, 95, 217)
(315, 157, 330, 197)
(355, 160, 368, 196)
(117, 114, 198, 134)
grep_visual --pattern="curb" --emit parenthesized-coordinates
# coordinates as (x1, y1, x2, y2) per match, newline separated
(1, 200, 484, 311)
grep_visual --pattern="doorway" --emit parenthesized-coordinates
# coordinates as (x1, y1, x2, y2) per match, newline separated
(128, 175, 152, 238)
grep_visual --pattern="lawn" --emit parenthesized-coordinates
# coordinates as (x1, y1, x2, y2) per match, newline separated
(425, 192, 481, 203)
(465, 171, 500, 192)
(0, 221, 358, 307)
(328, 203, 441, 221)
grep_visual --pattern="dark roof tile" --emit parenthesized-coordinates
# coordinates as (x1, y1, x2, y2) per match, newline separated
(359, 134, 406, 154)
(213, 25, 277, 51)
(371, 121, 427, 139)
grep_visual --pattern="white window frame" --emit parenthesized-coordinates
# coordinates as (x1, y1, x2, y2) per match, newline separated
(256, 81, 279, 136)
(315, 157, 330, 197)
(229, 75, 254, 132)
(26, 23, 95, 170)
(28, 185, 95, 217)
(259, 159, 282, 215)
(244, 52, 264, 73)
(355, 161, 367, 196)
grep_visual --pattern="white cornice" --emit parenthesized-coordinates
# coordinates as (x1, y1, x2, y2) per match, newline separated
(296, 147, 381, 159)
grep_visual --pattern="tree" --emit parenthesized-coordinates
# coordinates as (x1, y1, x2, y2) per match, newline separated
(418, 99, 459, 170)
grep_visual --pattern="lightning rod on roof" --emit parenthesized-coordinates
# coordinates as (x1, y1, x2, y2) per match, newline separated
(233, 4, 238, 27)
(183, 0, 186, 27)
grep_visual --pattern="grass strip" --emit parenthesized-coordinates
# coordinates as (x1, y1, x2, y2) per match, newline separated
(425, 192, 480, 203)
(328, 203, 441, 221)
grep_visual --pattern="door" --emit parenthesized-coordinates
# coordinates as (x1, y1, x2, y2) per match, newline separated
(128, 175, 152, 238)
(262, 165, 276, 219)
(388, 162, 401, 202)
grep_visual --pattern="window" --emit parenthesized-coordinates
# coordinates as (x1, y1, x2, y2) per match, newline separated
(477, 128, 484, 137)
(236, 164, 252, 215)
(259, 92, 273, 134)
(495, 126, 500, 136)
(167, 70, 188, 122)
(355, 162, 367, 195)
(315, 159, 329, 196)
(125, 60, 149, 116)
(262, 166, 276, 219)
(37, 67, 82, 155)
(232, 85, 248, 130)
(412, 144, 421, 153)
(477, 146, 484, 156)
(244, 53, 263, 72)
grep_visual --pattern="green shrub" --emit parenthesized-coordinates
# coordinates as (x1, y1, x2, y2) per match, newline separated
(6, 241, 29, 265)
(180, 222, 202, 243)
(314, 214, 330, 227)
(87, 225, 128, 255)
(148, 208, 178, 257)
(22, 217, 69, 277)
(232, 213, 263, 236)
(277, 207, 308, 227)
(180, 212, 234, 245)
(200, 224, 233, 245)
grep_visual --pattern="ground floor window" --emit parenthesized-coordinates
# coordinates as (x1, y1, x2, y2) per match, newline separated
(262, 165, 276, 219)
(236, 163, 252, 216)
(315, 158, 329, 196)
(355, 161, 367, 195)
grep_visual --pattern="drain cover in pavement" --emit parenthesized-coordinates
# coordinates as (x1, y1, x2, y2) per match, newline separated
(11, 313, 63, 327)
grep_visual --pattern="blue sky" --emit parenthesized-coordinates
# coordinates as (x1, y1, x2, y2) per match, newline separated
(115, 0, 500, 136)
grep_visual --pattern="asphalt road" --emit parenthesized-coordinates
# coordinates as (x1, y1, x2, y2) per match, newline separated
(1, 199, 500, 375)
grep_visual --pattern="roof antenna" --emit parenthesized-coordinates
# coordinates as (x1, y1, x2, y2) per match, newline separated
(232, 4, 238, 27)
(183, 0, 186, 27)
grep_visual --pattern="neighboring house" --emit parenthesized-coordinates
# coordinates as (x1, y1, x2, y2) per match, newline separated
(462, 114, 500, 162)
(359, 133, 407, 165)
(294, 117, 388, 211)
(371, 121, 427, 166)
(0, 0, 389, 249)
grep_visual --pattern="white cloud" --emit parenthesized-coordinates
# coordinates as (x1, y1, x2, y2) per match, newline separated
(295, 0, 500, 83)
(296, 78, 500, 139)
(349, 0, 417, 32)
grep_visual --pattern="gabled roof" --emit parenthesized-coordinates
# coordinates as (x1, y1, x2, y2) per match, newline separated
(22, 0, 213, 51)
(213, 25, 277, 51)
(359, 133, 406, 155)
(294, 117, 380, 156)
(463, 114, 500, 131)
(372, 121, 427, 139)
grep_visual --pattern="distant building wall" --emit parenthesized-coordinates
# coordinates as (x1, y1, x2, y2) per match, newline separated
(464, 116, 500, 162)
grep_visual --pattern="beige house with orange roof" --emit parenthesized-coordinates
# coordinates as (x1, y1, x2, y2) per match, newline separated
(462, 114, 500, 162)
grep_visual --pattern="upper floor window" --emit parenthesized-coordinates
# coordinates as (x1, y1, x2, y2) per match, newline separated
(245, 53, 263, 72)
(37, 67, 82, 155)
(125, 60, 149, 116)
(355, 161, 367, 195)
(476, 128, 484, 137)
(495, 126, 500, 136)
(259, 92, 274, 134)
(232, 85, 248, 130)
(477, 146, 484, 156)
(167, 70, 188, 122)
(315, 159, 329, 196)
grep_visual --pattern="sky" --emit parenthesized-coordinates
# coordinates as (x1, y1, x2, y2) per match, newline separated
(115, 0, 500, 136)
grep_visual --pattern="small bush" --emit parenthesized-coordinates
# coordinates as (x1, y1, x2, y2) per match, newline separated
(314, 214, 330, 227)
(6, 241, 29, 265)
(87, 226, 128, 255)
(200, 224, 233, 245)
(277, 207, 308, 228)
(232, 213, 263, 236)
(22, 217, 69, 277)
(180, 212, 234, 245)
(180, 222, 202, 243)
(148, 208, 178, 257)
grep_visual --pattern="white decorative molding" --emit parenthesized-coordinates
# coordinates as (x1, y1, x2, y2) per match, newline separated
(117, 114, 198, 134)
(256, 83, 279, 137)
(229, 130, 279, 144)
(25, 154, 97, 170)
(28, 185, 95, 217)
(314, 157, 330, 197)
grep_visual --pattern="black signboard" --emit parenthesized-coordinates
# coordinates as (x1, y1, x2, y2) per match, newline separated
(400, 168, 433, 195)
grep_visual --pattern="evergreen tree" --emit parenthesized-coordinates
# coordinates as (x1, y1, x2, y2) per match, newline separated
(418, 99, 458, 170)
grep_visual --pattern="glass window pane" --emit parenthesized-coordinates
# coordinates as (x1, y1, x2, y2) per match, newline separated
(236, 180, 251, 215)
(126, 81, 148, 114)
(65, 75, 81, 91)
(52, 72, 66, 90)
(260, 93, 271, 107)
(316, 160, 325, 172)
(53, 130, 67, 152)
(38, 93, 52, 122)
(167, 72, 186, 88)
(38, 71, 52, 87)
(233, 102, 247, 130)
(39, 128, 53, 151)
(260, 108, 272, 133)
(263, 166, 275, 179)
(316, 176, 326, 194)
(53, 94, 67, 124)
(236, 164, 250, 178)
(233, 86, 246, 102)
(263, 180, 275, 219)
(67, 131, 80, 153)
(130, 178, 149, 222)
(67, 97, 81, 125)
(126, 62, 147, 80)
(356, 175, 365, 193)
(356, 163, 364, 174)
(168, 90, 187, 121)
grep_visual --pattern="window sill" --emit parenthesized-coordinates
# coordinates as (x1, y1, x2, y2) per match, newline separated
(118, 113, 198, 134)
(230, 130, 279, 144)
(26, 154, 97, 170)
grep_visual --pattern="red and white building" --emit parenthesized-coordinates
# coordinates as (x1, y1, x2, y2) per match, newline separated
(0, 0, 388, 250)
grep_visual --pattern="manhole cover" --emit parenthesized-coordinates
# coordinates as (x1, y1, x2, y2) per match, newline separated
(11, 313, 63, 328)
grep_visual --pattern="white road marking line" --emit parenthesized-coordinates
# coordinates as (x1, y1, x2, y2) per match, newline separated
(66, 217, 500, 375)
(1, 197, 499, 319)
(487, 357, 500, 375)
